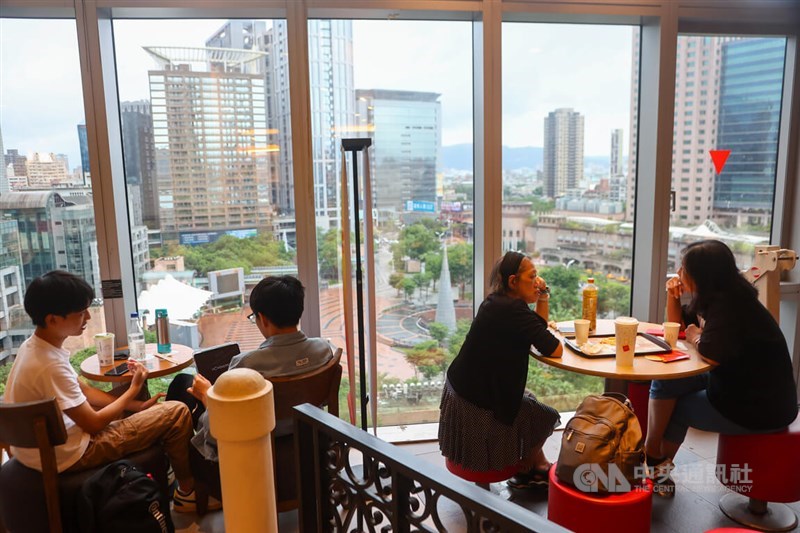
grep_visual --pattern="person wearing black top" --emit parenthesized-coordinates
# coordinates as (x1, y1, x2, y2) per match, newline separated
(646, 240, 798, 498)
(439, 251, 563, 489)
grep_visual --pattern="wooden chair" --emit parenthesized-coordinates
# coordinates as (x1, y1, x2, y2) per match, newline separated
(269, 348, 343, 512)
(0, 398, 66, 533)
(0, 399, 170, 532)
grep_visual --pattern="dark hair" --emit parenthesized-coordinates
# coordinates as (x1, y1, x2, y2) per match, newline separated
(489, 251, 528, 295)
(249, 275, 305, 328)
(682, 240, 757, 315)
(24, 270, 95, 327)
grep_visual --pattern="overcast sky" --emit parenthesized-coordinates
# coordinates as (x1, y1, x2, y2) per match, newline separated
(1, 18, 633, 170)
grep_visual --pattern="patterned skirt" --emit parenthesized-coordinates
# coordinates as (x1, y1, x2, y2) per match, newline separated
(438, 379, 560, 472)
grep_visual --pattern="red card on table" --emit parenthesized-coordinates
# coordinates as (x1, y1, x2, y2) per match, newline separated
(646, 328, 686, 339)
(645, 350, 690, 363)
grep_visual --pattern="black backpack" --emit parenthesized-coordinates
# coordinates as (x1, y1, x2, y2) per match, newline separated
(78, 460, 174, 533)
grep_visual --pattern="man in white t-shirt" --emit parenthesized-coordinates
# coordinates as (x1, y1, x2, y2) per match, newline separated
(4, 270, 210, 513)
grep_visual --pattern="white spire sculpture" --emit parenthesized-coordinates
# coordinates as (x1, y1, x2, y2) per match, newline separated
(434, 241, 456, 332)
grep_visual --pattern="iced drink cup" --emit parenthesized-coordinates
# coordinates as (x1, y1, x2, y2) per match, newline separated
(94, 333, 115, 366)
(574, 319, 590, 346)
(663, 322, 681, 349)
(614, 317, 639, 368)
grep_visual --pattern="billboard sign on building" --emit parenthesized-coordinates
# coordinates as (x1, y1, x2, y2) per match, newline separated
(179, 228, 258, 246)
(405, 200, 436, 213)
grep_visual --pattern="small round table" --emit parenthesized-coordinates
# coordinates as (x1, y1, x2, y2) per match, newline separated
(80, 343, 194, 383)
(533, 319, 712, 436)
(533, 319, 711, 380)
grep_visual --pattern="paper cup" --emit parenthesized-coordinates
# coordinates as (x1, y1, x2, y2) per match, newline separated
(94, 333, 115, 366)
(663, 322, 681, 349)
(574, 319, 590, 346)
(614, 317, 639, 368)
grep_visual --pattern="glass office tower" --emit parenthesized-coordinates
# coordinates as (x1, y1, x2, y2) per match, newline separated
(714, 38, 786, 227)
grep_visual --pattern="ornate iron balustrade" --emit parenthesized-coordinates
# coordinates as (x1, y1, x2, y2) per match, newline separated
(294, 404, 568, 533)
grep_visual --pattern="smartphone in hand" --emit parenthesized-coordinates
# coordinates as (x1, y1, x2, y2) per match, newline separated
(104, 362, 129, 377)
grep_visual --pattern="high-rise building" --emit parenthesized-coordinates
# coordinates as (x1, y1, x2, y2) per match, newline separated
(0, 129, 7, 195)
(610, 128, 624, 177)
(0, 219, 25, 361)
(4, 149, 27, 181)
(609, 128, 626, 202)
(356, 89, 441, 217)
(77, 124, 90, 185)
(206, 20, 354, 230)
(713, 38, 785, 227)
(144, 45, 273, 242)
(121, 100, 158, 229)
(26, 152, 70, 187)
(0, 190, 99, 292)
(543, 108, 584, 198)
(627, 34, 723, 224)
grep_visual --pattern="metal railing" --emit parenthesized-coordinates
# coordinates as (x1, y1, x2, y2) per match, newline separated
(293, 404, 568, 533)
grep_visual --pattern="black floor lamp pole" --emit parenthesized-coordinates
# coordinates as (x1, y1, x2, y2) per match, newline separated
(342, 137, 372, 432)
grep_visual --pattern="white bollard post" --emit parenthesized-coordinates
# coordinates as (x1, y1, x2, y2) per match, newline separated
(207, 368, 277, 533)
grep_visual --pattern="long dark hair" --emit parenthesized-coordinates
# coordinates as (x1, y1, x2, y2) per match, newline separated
(682, 240, 757, 315)
(489, 251, 528, 295)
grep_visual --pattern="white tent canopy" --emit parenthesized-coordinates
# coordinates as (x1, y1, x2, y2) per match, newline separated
(137, 274, 212, 320)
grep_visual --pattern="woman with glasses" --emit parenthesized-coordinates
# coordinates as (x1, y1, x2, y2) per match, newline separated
(646, 240, 798, 498)
(439, 251, 563, 489)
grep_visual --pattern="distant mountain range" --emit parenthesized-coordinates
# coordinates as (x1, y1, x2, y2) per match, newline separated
(441, 143, 610, 172)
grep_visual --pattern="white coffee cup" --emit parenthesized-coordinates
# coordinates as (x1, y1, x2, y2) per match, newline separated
(574, 319, 590, 346)
(663, 322, 681, 349)
(94, 333, 115, 366)
(614, 317, 639, 368)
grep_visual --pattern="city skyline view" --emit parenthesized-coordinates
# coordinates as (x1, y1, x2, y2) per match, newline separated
(1, 18, 634, 170)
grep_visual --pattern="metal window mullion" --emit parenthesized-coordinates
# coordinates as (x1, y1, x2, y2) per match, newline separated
(773, 36, 799, 258)
(473, 0, 503, 313)
(630, 7, 678, 324)
(74, 0, 136, 338)
(287, 0, 322, 337)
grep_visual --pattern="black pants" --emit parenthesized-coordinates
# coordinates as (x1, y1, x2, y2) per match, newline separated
(166, 373, 207, 429)
(167, 373, 221, 499)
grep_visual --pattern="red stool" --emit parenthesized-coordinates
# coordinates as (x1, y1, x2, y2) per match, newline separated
(445, 458, 519, 490)
(547, 463, 653, 533)
(715, 414, 800, 532)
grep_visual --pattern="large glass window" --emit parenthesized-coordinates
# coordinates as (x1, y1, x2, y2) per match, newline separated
(0, 19, 100, 369)
(665, 35, 787, 272)
(113, 19, 293, 353)
(502, 23, 639, 410)
(309, 19, 474, 426)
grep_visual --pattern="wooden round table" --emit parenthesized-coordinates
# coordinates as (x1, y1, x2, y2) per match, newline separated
(80, 343, 194, 383)
(533, 319, 711, 380)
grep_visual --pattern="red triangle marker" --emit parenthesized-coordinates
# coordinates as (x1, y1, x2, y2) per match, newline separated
(709, 150, 731, 174)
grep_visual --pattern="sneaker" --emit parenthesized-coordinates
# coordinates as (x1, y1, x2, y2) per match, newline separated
(648, 458, 676, 498)
(173, 488, 222, 513)
(507, 466, 550, 490)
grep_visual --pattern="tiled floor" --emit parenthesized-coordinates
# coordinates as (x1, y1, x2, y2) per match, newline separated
(173, 427, 800, 532)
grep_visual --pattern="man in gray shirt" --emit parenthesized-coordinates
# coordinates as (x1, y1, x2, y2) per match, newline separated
(166, 276, 334, 508)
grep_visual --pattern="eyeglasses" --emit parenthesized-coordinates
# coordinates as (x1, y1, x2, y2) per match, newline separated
(247, 313, 257, 324)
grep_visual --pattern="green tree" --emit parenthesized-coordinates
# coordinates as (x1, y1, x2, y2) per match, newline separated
(317, 228, 340, 280)
(169, 234, 294, 276)
(413, 271, 432, 300)
(388, 272, 406, 296)
(400, 278, 417, 301)
(404, 340, 447, 379)
(423, 251, 443, 290)
(539, 265, 582, 321)
(397, 223, 440, 261)
(427, 322, 450, 347)
(447, 243, 473, 300)
(447, 318, 472, 362)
